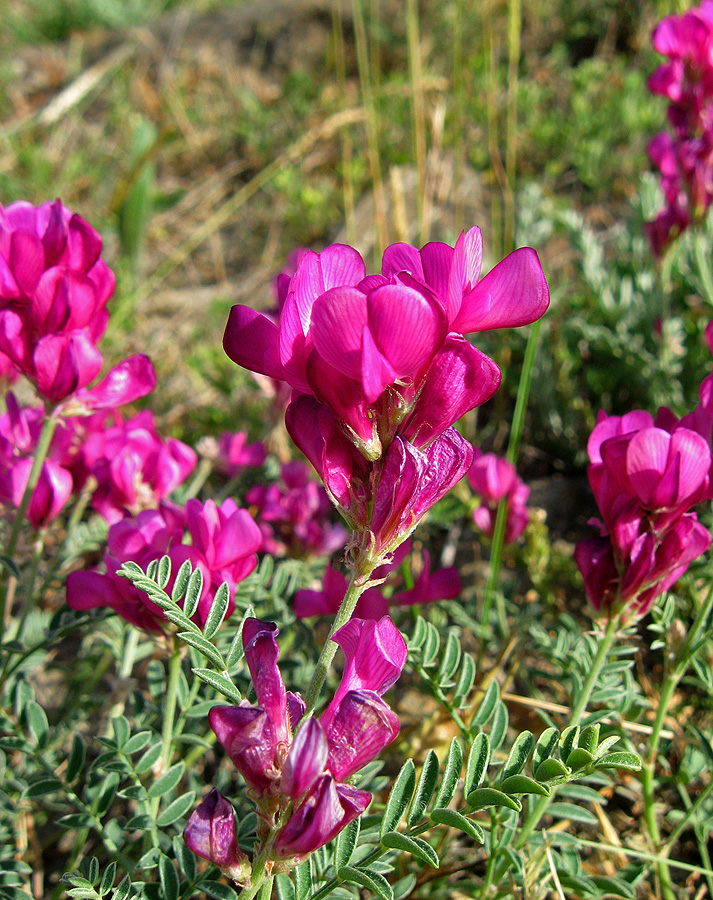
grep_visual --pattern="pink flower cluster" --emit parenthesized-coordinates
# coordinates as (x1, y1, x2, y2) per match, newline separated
(294, 539, 460, 619)
(467, 449, 530, 544)
(225, 231, 548, 559)
(246, 460, 348, 558)
(66, 498, 261, 631)
(184, 617, 406, 878)
(646, 2, 713, 255)
(0, 396, 196, 529)
(0, 200, 118, 400)
(575, 327, 713, 619)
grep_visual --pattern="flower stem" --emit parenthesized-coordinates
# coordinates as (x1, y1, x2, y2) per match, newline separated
(303, 559, 375, 716)
(150, 636, 182, 819)
(641, 581, 713, 899)
(0, 410, 58, 637)
(479, 320, 542, 658)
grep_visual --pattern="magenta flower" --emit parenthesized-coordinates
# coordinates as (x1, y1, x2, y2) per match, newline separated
(78, 410, 197, 523)
(575, 407, 712, 621)
(246, 460, 348, 558)
(183, 789, 251, 885)
(215, 431, 266, 478)
(66, 498, 260, 630)
(646, 3, 713, 253)
(467, 449, 530, 544)
(0, 200, 116, 399)
(193, 616, 404, 868)
(225, 234, 547, 458)
(66, 502, 187, 632)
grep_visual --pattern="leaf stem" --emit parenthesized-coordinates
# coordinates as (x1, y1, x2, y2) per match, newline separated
(150, 636, 182, 819)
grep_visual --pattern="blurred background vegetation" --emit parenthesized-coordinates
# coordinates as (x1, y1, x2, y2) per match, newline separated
(0, 0, 705, 474)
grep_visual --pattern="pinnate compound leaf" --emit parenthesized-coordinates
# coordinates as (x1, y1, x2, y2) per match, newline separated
(123, 731, 152, 755)
(275, 874, 295, 900)
(225, 612, 252, 669)
(148, 762, 184, 799)
(470, 680, 499, 730)
(466, 787, 521, 812)
(548, 802, 599, 825)
(501, 730, 534, 781)
(534, 758, 571, 782)
(500, 775, 550, 797)
(177, 632, 224, 669)
(203, 582, 231, 640)
(381, 760, 416, 837)
(338, 867, 393, 900)
(409, 616, 427, 652)
(464, 732, 490, 796)
(392, 875, 417, 900)
(433, 737, 463, 809)
(192, 668, 242, 703)
(590, 875, 635, 898)
(381, 832, 439, 868)
(25, 700, 49, 748)
(429, 808, 485, 843)
(594, 735, 621, 758)
(594, 751, 641, 771)
(171, 559, 192, 602)
(407, 750, 439, 825)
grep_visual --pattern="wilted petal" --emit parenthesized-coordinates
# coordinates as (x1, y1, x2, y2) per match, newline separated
(281, 717, 329, 798)
(452, 247, 549, 333)
(324, 689, 400, 780)
(287, 692, 306, 730)
(184, 789, 250, 884)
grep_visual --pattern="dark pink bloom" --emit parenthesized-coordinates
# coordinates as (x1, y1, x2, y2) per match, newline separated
(467, 449, 530, 544)
(183, 790, 250, 885)
(0, 199, 116, 400)
(273, 775, 370, 860)
(246, 460, 348, 558)
(0, 393, 79, 528)
(225, 234, 547, 458)
(61, 354, 157, 415)
(193, 616, 404, 868)
(575, 405, 712, 621)
(78, 410, 197, 523)
(646, 4, 713, 253)
(215, 431, 266, 478)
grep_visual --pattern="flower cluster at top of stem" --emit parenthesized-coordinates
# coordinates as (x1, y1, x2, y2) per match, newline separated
(646, 1, 713, 255)
(575, 323, 713, 620)
(467, 448, 530, 544)
(224, 230, 549, 564)
(184, 616, 407, 884)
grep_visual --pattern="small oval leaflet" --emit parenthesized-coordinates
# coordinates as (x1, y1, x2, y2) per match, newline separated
(381, 832, 439, 868)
